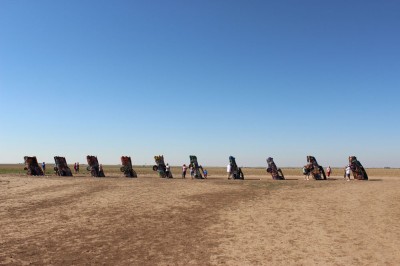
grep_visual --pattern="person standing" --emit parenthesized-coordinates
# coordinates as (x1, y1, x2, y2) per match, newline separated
(227, 163, 232, 179)
(42, 162, 46, 174)
(182, 164, 187, 178)
(74, 163, 77, 174)
(303, 166, 310, 180)
(203, 169, 208, 178)
(190, 166, 194, 179)
(165, 163, 171, 178)
(345, 165, 351, 181)
(326, 166, 332, 178)
(76, 162, 79, 173)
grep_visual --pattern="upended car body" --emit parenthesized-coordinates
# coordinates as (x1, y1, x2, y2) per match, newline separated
(54, 156, 73, 176)
(120, 156, 137, 177)
(24, 156, 44, 176)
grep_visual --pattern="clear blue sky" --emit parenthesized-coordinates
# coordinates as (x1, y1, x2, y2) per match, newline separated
(1, 0, 399, 167)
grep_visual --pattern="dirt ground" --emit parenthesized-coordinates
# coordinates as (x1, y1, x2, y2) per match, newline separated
(1, 173, 399, 265)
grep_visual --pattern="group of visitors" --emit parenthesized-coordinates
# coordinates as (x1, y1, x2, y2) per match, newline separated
(40, 161, 80, 175)
(181, 164, 207, 179)
(326, 165, 351, 181)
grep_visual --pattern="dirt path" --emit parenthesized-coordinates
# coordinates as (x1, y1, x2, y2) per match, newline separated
(1, 175, 399, 265)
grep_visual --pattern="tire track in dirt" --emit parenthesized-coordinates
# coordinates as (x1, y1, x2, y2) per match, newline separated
(3, 185, 109, 219)
(0, 178, 83, 201)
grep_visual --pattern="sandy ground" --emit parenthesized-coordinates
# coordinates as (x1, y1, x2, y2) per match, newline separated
(1, 174, 399, 265)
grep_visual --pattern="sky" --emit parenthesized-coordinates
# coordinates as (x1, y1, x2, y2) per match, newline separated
(0, 0, 399, 167)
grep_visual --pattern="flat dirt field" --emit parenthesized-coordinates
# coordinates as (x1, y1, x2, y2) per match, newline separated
(1, 168, 400, 265)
